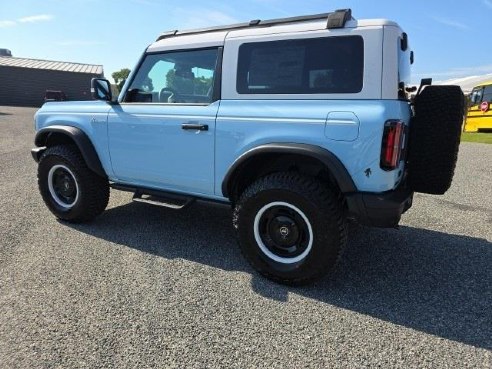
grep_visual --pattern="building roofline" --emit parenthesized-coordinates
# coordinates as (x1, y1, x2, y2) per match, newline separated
(0, 56, 103, 75)
(0, 56, 102, 68)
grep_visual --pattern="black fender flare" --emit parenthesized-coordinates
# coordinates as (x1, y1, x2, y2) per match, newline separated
(34, 125, 106, 178)
(221, 143, 357, 198)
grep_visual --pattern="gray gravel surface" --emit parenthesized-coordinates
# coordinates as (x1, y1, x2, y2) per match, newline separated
(0, 106, 491, 368)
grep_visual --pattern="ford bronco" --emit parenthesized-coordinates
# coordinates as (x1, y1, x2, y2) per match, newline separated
(31, 9, 464, 284)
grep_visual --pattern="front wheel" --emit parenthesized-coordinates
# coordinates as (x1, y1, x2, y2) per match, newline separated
(233, 173, 347, 285)
(38, 145, 109, 223)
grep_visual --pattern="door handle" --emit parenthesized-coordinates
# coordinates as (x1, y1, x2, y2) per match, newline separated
(181, 123, 208, 131)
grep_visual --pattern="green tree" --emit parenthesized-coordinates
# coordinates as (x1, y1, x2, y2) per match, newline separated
(112, 68, 131, 92)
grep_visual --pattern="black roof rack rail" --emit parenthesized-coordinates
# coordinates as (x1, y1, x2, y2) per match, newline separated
(155, 9, 353, 42)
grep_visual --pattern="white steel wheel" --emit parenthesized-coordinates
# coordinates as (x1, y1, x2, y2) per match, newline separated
(253, 201, 313, 264)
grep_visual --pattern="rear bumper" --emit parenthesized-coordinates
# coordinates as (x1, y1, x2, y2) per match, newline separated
(346, 185, 413, 228)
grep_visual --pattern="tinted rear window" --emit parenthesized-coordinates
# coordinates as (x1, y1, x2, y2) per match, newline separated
(237, 36, 363, 94)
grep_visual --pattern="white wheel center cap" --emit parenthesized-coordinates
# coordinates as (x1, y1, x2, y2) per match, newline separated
(280, 226, 290, 237)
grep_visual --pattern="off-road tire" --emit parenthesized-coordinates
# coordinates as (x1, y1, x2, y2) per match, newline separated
(38, 145, 109, 223)
(407, 85, 464, 194)
(233, 172, 347, 285)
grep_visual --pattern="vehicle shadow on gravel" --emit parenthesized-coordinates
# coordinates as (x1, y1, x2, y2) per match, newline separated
(70, 201, 491, 350)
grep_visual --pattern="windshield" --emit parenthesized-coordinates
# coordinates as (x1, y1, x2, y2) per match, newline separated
(469, 86, 492, 106)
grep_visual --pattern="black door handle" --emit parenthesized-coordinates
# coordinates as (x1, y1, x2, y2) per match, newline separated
(181, 123, 208, 131)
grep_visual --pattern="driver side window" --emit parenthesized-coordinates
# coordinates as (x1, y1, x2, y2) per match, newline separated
(124, 48, 218, 104)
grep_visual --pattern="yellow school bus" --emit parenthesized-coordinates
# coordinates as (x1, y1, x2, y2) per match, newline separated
(464, 81, 492, 132)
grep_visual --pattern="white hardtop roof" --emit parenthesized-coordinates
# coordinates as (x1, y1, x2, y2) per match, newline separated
(147, 18, 399, 53)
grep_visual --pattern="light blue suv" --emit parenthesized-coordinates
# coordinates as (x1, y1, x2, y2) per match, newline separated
(32, 9, 464, 284)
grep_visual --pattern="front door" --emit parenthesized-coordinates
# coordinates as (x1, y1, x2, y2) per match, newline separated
(108, 48, 220, 195)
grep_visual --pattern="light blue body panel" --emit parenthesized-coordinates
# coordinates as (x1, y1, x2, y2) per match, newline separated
(215, 99, 411, 193)
(106, 102, 218, 195)
(34, 98, 410, 200)
(34, 101, 114, 177)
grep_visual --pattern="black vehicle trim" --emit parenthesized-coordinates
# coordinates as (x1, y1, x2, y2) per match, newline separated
(345, 186, 413, 228)
(212, 47, 223, 103)
(221, 143, 357, 198)
(111, 183, 230, 205)
(31, 147, 46, 162)
(34, 125, 106, 178)
(155, 9, 352, 41)
(120, 50, 147, 103)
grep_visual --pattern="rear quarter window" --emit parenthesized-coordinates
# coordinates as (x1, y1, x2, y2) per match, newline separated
(236, 36, 364, 94)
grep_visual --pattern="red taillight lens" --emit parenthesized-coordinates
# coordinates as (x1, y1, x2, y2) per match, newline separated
(381, 120, 405, 170)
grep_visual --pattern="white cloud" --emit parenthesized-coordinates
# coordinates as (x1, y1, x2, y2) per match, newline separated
(430, 16, 469, 30)
(483, 0, 492, 9)
(18, 14, 54, 23)
(0, 14, 54, 28)
(438, 72, 492, 85)
(427, 64, 492, 78)
(414, 64, 492, 85)
(0, 20, 16, 28)
(436, 72, 492, 93)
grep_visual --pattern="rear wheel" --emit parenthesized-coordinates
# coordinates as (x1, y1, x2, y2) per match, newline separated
(233, 172, 347, 285)
(407, 85, 464, 194)
(38, 145, 109, 223)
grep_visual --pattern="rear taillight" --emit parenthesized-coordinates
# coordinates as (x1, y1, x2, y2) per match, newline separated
(380, 120, 405, 170)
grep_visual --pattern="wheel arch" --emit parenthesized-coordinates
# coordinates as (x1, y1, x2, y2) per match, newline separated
(222, 143, 356, 201)
(34, 125, 106, 178)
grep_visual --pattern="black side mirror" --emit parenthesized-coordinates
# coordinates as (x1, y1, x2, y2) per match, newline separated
(91, 78, 112, 101)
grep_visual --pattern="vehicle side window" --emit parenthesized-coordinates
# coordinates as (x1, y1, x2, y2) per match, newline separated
(237, 36, 363, 94)
(482, 86, 492, 103)
(124, 48, 218, 104)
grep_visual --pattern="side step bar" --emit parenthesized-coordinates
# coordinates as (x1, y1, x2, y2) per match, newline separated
(133, 191, 194, 210)
(110, 183, 229, 210)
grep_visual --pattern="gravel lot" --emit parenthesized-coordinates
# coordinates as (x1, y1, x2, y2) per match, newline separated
(0, 105, 491, 368)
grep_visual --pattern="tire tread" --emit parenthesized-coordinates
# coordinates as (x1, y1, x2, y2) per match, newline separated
(233, 172, 347, 285)
(408, 85, 464, 194)
(38, 145, 109, 223)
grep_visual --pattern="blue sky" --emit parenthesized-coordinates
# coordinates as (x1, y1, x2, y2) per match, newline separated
(1, 0, 491, 84)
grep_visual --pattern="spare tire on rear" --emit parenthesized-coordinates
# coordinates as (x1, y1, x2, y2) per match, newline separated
(407, 85, 464, 195)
